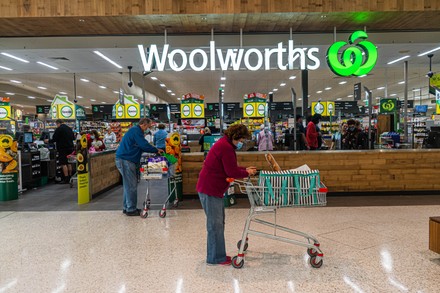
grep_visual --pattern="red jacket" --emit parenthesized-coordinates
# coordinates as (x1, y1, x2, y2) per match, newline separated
(306, 122, 318, 148)
(196, 136, 249, 198)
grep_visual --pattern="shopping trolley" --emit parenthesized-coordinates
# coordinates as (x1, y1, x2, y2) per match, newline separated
(67, 155, 77, 188)
(139, 153, 178, 218)
(229, 169, 328, 269)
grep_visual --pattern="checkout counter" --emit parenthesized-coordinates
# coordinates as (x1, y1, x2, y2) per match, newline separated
(88, 147, 121, 198)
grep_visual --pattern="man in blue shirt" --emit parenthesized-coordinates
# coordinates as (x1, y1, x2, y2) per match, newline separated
(116, 118, 164, 216)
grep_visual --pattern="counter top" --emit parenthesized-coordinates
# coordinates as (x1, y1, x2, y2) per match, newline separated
(89, 149, 117, 157)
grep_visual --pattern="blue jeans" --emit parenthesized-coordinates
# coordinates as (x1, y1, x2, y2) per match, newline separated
(198, 192, 227, 264)
(115, 158, 138, 212)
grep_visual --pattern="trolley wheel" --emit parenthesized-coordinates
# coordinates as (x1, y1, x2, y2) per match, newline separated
(237, 240, 248, 252)
(140, 210, 148, 218)
(159, 210, 166, 218)
(307, 247, 318, 257)
(232, 256, 244, 269)
(229, 197, 235, 205)
(309, 256, 323, 268)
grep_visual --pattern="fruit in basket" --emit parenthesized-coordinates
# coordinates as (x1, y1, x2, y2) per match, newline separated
(77, 153, 84, 163)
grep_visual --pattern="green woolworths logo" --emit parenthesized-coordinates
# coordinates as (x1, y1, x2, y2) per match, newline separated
(327, 31, 378, 77)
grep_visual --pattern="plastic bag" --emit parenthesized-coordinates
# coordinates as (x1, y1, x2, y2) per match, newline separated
(147, 156, 168, 174)
(39, 147, 50, 160)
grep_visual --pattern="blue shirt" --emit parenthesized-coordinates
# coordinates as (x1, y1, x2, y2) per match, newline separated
(153, 129, 168, 149)
(116, 125, 158, 163)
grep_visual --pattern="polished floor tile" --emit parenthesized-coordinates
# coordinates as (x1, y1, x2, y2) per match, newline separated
(0, 206, 440, 292)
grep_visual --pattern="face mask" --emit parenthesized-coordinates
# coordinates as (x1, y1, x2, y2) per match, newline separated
(90, 135, 95, 140)
(236, 141, 244, 150)
(349, 127, 355, 131)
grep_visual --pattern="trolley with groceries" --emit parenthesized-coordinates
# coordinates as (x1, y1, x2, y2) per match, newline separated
(228, 153, 328, 269)
(139, 153, 178, 218)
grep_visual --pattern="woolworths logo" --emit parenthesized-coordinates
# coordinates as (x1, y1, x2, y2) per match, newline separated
(127, 105, 138, 117)
(245, 104, 254, 116)
(117, 105, 124, 117)
(60, 106, 73, 118)
(193, 105, 203, 117)
(257, 104, 265, 116)
(0, 107, 7, 119)
(327, 31, 378, 77)
(182, 105, 191, 117)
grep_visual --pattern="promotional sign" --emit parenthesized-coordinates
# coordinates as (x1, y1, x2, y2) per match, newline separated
(0, 135, 18, 201)
(203, 135, 222, 152)
(311, 101, 335, 116)
(114, 95, 140, 119)
(335, 101, 361, 114)
(166, 132, 182, 202)
(75, 105, 87, 120)
(36, 105, 51, 114)
(169, 103, 180, 113)
(327, 31, 378, 77)
(207, 103, 219, 111)
(180, 93, 205, 118)
(354, 83, 362, 101)
(243, 93, 267, 118)
(380, 98, 397, 114)
(436, 89, 440, 115)
(0, 104, 11, 120)
(77, 134, 90, 204)
(224, 103, 239, 112)
(50, 95, 76, 120)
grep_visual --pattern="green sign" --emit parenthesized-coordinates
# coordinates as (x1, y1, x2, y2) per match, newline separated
(380, 98, 397, 113)
(327, 31, 378, 77)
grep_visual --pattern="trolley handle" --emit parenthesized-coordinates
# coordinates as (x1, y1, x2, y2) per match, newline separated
(226, 171, 260, 183)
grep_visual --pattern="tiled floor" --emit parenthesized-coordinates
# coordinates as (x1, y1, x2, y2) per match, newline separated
(1, 205, 439, 292)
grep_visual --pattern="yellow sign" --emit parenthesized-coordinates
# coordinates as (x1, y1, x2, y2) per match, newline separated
(0, 105, 11, 120)
(243, 103, 255, 117)
(311, 101, 335, 116)
(436, 89, 440, 115)
(125, 103, 140, 119)
(192, 103, 204, 118)
(181, 104, 192, 118)
(77, 134, 90, 204)
(243, 102, 266, 118)
(77, 173, 90, 204)
(57, 104, 75, 119)
(116, 104, 125, 119)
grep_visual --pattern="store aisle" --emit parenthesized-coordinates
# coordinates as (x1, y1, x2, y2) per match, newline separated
(0, 206, 439, 292)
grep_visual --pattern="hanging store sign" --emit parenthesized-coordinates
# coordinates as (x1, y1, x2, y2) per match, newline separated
(180, 94, 205, 118)
(380, 98, 397, 114)
(50, 95, 76, 120)
(139, 41, 320, 72)
(114, 95, 140, 119)
(243, 93, 267, 118)
(311, 101, 335, 116)
(36, 105, 51, 114)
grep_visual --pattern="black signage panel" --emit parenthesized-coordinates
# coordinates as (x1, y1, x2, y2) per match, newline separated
(150, 104, 167, 112)
(169, 103, 180, 112)
(335, 101, 361, 114)
(269, 102, 293, 111)
(36, 105, 50, 114)
(397, 100, 414, 109)
(224, 103, 239, 111)
(354, 83, 361, 101)
(207, 103, 219, 111)
(92, 104, 113, 114)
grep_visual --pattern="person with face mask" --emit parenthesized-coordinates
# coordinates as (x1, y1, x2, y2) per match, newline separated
(196, 124, 257, 266)
(90, 130, 106, 152)
(115, 118, 164, 216)
(342, 119, 360, 150)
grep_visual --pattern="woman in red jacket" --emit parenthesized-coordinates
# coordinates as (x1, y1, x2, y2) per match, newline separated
(196, 124, 257, 266)
(306, 114, 321, 150)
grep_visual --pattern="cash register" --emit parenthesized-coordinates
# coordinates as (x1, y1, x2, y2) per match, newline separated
(16, 131, 37, 152)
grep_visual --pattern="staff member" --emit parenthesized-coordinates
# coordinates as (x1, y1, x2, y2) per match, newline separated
(196, 124, 257, 266)
(116, 118, 163, 216)
(103, 127, 117, 145)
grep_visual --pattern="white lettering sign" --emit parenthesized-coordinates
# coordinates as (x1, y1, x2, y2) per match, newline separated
(127, 105, 138, 117)
(61, 106, 73, 118)
(0, 107, 7, 119)
(138, 41, 320, 72)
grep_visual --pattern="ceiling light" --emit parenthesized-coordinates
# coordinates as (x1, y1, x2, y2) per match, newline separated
(413, 88, 420, 92)
(37, 61, 58, 70)
(348, 94, 354, 97)
(415, 96, 421, 99)
(376, 97, 381, 99)
(177, 97, 181, 100)
(101, 101, 106, 104)
(99, 85, 107, 89)
(37, 86, 47, 90)
(317, 90, 322, 94)
(428, 106, 434, 109)
(93, 51, 123, 69)
(59, 91, 67, 95)
(289, 76, 296, 80)
(339, 81, 347, 85)
(325, 87, 331, 90)
(298, 98, 302, 101)
(387, 55, 410, 65)
(77, 96, 83, 99)
(273, 88, 278, 92)
(390, 94, 397, 96)
(10, 80, 21, 84)
(398, 81, 405, 84)
(336, 98, 342, 101)
(27, 96, 36, 99)
(171, 93, 176, 96)
(80, 78, 89, 82)
(377, 87, 385, 90)
(0, 65, 12, 71)
(150, 76, 158, 80)
(221, 76, 226, 81)
(1, 52, 29, 63)
(220, 84, 225, 87)
(85, 106, 90, 109)
(90, 99, 96, 101)
(268, 91, 273, 94)
(46, 99, 53, 102)
(5, 92, 15, 95)
(113, 90, 118, 94)
(418, 46, 440, 57)
(167, 90, 172, 93)
(280, 83, 286, 87)
(308, 95, 311, 97)
(359, 74, 367, 78)
(160, 84, 166, 87)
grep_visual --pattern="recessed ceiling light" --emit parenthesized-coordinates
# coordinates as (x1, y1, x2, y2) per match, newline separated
(10, 80, 21, 84)
(336, 98, 342, 101)
(273, 88, 278, 92)
(37, 61, 58, 70)
(150, 77, 158, 80)
(220, 84, 225, 87)
(339, 81, 347, 85)
(387, 55, 410, 65)
(177, 97, 181, 100)
(90, 99, 96, 101)
(377, 87, 385, 90)
(37, 86, 47, 90)
(113, 90, 118, 94)
(167, 90, 172, 93)
(348, 94, 354, 97)
(85, 106, 90, 109)
(99, 85, 107, 89)
(280, 83, 286, 87)
(59, 91, 67, 95)
(308, 95, 311, 97)
(221, 76, 226, 81)
(160, 84, 166, 87)
(46, 99, 53, 102)
(0, 65, 12, 71)
(5, 92, 15, 95)
(412, 88, 420, 92)
(1, 52, 29, 63)
(390, 94, 397, 96)
(359, 74, 367, 78)
(171, 93, 176, 96)
(93, 51, 123, 69)
(27, 96, 36, 99)
(289, 76, 296, 80)
(77, 96, 83, 99)
(325, 87, 331, 90)
(298, 98, 302, 101)
(268, 91, 273, 94)
(80, 79, 89, 82)
(398, 81, 405, 84)
(317, 90, 323, 94)
(101, 101, 106, 104)
(418, 46, 440, 57)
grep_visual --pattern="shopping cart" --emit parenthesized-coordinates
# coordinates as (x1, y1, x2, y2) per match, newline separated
(229, 169, 328, 269)
(67, 155, 77, 188)
(139, 153, 178, 218)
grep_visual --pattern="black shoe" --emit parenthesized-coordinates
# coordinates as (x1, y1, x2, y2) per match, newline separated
(126, 209, 141, 216)
(123, 208, 140, 214)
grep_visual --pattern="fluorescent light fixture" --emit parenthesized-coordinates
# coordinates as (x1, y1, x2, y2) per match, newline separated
(27, 96, 36, 99)
(221, 76, 226, 81)
(359, 74, 367, 78)
(160, 83, 166, 87)
(348, 94, 354, 97)
(289, 76, 296, 80)
(10, 80, 21, 84)
(167, 90, 172, 93)
(376, 97, 381, 99)
(415, 96, 421, 99)
(99, 85, 107, 89)
(150, 76, 158, 80)
(85, 106, 90, 109)
(177, 97, 181, 100)
(273, 88, 278, 92)
(90, 99, 96, 101)
(325, 87, 331, 90)
(37, 61, 58, 70)
(377, 86, 385, 90)
(47, 99, 53, 102)
(398, 81, 405, 84)
(80, 78, 89, 82)
(418, 46, 440, 57)
(171, 93, 176, 96)
(59, 91, 67, 94)
(113, 90, 118, 94)
(336, 98, 342, 101)
(1, 52, 29, 63)
(0, 65, 12, 71)
(390, 93, 397, 96)
(5, 92, 15, 95)
(37, 86, 47, 90)
(413, 88, 420, 92)
(339, 81, 347, 84)
(280, 83, 286, 87)
(298, 98, 302, 101)
(387, 55, 410, 65)
(220, 84, 225, 87)
(268, 91, 273, 94)
(77, 96, 83, 99)
(93, 51, 123, 69)
(101, 101, 106, 104)
(317, 90, 323, 94)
